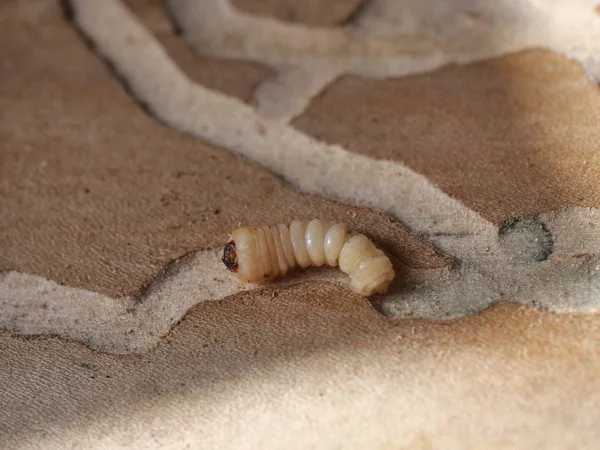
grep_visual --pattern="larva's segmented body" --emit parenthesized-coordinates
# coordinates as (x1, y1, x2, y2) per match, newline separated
(222, 219, 395, 296)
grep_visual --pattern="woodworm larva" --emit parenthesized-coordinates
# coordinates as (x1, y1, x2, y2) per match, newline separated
(222, 219, 395, 296)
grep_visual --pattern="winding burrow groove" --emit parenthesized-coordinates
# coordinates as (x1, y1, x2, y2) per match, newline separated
(166, 0, 600, 121)
(1, 246, 500, 354)
(1, 0, 599, 355)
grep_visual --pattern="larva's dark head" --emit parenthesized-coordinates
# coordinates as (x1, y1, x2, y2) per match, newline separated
(222, 241, 238, 272)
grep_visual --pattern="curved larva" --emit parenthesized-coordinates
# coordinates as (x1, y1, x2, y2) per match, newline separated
(222, 219, 395, 296)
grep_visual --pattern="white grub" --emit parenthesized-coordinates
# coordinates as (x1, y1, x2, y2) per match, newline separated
(222, 219, 395, 296)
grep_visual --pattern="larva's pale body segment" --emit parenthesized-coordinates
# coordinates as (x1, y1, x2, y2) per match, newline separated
(222, 219, 395, 296)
